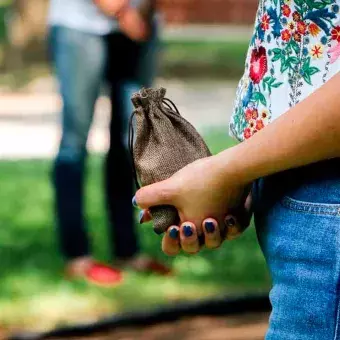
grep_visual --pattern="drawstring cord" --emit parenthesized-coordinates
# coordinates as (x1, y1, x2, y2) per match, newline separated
(128, 96, 181, 190)
(128, 109, 140, 190)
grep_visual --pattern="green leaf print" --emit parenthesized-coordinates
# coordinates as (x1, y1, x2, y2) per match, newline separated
(303, 57, 311, 70)
(280, 58, 289, 73)
(306, 0, 330, 9)
(290, 40, 301, 55)
(287, 57, 299, 65)
(301, 57, 320, 85)
(272, 48, 282, 62)
(278, 54, 299, 74)
(262, 77, 283, 94)
(309, 67, 319, 75)
(302, 73, 312, 85)
(294, 0, 305, 7)
(251, 92, 267, 106)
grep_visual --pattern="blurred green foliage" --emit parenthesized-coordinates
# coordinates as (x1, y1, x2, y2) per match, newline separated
(161, 40, 249, 79)
(0, 0, 11, 43)
(0, 129, 270, 331)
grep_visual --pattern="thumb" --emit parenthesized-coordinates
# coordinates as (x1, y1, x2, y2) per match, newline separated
(135, 180, 175, 209)
(224, 192, 253, 240)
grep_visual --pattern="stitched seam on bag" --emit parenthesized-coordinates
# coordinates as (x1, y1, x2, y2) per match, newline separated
(281, 197, 340, 216)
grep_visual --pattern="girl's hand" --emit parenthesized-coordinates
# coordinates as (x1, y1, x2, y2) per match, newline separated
(139, 193, 252, 255)
(134, 154, 253, 254)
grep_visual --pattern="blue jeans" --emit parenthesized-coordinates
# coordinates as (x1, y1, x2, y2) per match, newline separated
(253, 159, 340, 339)
(49, 24, 158, 260)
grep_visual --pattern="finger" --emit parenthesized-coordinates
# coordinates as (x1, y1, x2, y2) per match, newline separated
(224, 215, 243, 240)
(180, 222, 200, 254)
(162, 226, 180, 256)
(134, 180, 175, 210)
(138, 209, 152, 224)
(225, 192, 253, 239)
(202, 218, 222, 249)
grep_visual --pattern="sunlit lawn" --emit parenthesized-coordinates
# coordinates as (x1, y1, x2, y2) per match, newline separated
(0, 129, 270, 332)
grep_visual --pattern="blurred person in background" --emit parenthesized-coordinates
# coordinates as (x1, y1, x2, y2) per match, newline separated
(48, 0, 170, 287)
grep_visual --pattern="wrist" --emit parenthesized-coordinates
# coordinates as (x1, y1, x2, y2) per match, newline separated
(214, 144, 255, 187)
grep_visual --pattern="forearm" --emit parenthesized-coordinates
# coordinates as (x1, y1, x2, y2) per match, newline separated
(217, 72, 340, 185)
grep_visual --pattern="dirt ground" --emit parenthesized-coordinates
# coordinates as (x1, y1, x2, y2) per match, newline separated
(55, 313, 269, 340)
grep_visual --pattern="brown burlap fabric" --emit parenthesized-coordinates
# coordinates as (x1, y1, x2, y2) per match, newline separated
(130, 87, 212, 235)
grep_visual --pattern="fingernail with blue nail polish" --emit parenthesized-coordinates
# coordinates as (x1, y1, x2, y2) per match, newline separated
(226, 217, 236, 227)
(169, 228, 179, 240)
(205, 221, 215, 233)
(183, 225, 193, 237)
(132, 196, 138, 208)
(139, 210, 144, 224)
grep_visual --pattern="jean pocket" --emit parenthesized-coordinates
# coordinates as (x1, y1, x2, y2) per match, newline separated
(281, 196, 340, 217)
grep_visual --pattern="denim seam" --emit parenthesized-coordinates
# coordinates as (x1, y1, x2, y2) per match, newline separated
(334, 228, 340, 340)
(281, 196, 340, 216)
(335, 293, 340, 340)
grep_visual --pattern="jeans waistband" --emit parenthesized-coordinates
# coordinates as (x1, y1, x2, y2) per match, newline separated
(254, 158, 340, 210)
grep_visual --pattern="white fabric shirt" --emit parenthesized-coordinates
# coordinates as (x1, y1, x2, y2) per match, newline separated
(229, 0, 340, 142)
(48, 0, 118, 35)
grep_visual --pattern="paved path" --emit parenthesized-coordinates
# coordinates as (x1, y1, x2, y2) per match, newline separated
(0, 79, 238, 160)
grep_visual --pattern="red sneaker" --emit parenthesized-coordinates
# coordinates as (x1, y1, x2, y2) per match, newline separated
(85, 263, 124, 287)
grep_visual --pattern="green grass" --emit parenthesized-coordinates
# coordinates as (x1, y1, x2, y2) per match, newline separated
(0, 129, 270, 332)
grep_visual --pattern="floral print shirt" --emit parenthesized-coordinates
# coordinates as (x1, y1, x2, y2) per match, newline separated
(229, 0, 340, 141)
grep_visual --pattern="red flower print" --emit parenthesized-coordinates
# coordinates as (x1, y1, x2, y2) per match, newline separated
(261, 13, 270, 31)
(249, 46, 268, 84)
(293, 32, 301, 42)
(292, 11, 301, 22)
(282, 4, 291, 17)
(311, 44, 323, 59)
(245, 108, 259, 122)
(245, 109, 252, 121)
(281, 29, 291, 42)
(331, 26, 340, 42)
(309, 23, 321, 37)
(256, 119, 265, 131)
(243, 128, 252, 139)
(297, 21, 307, 35)
(287, 21, 295, 32)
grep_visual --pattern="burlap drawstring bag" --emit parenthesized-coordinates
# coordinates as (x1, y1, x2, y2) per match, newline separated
(129, 87, 212, 235)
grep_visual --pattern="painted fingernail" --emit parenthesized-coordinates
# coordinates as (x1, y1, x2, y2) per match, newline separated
(139, 210, 144, 224)
(169, 227, 179, 240)
(225, 217, 236, 227)
(205, 221, 215, 233)
(132, 196, 138, 208)
(183, 225, 193, 237)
